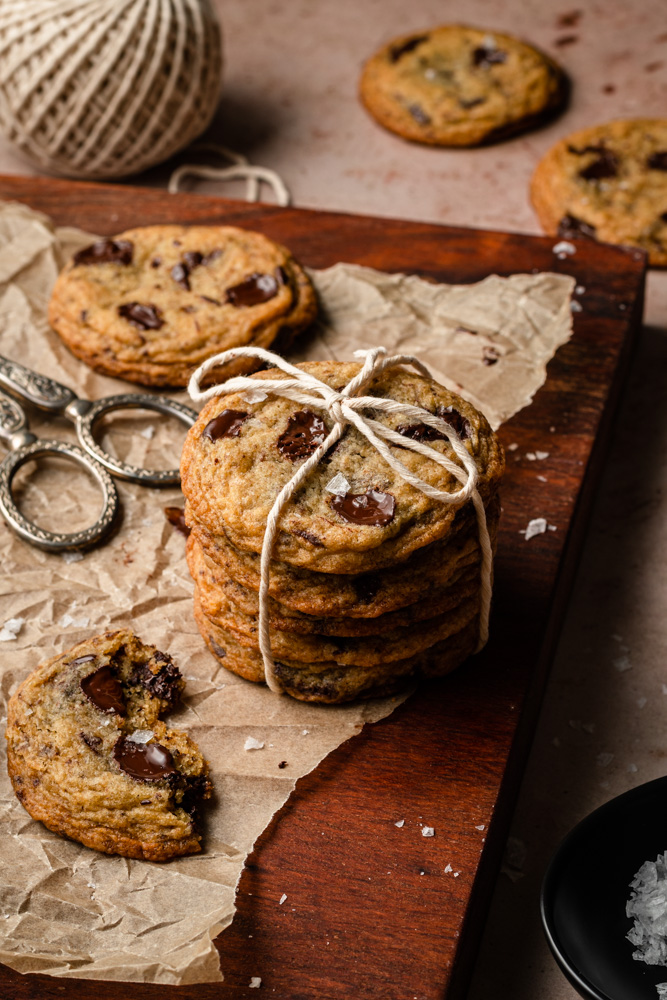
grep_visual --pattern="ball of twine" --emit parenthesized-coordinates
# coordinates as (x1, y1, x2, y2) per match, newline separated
(0, 0, 223, 179)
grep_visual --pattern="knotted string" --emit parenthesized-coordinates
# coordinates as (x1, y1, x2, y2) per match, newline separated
(188, 346, 493, 694)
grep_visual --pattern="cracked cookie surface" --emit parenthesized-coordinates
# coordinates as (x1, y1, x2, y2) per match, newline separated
(359, 24, 567, 146)
(48, 225, 317, 387)
(6, 630, 212, 861)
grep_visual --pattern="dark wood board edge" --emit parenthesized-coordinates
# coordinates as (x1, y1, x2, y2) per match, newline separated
(0, 175, 647, 1000)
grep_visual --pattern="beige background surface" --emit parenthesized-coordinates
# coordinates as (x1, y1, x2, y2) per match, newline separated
(0, 1, 665, 997)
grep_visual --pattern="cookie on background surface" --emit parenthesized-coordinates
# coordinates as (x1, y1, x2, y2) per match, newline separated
(531, 119, 667, 266)
(48, 225, 317, 387)
(359, 24, 567, 147)
(6, 630, 212, 861)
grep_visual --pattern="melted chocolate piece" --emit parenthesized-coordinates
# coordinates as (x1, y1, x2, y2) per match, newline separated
(202, 409, 249, 441)
(293, 529, 324, 547)
(73, 239, 133, 266)
(554, 34, 578, 46)
(277, 410, 326, 460)
(276, 265, 288, 285)
(80, 665, 126, 715)
(113, 737, 177, 781)
(661, 212, 667, 223)
(647, 151, 667, 171)
(396, 405, 470, 443)
(183, 251, 204, 269)
(579, 149, 618, 180)
(459, 96, 485, 109)
(278, 760, 288, 769)
(331, 489, 396, 527)
(354, 574, 380, 604)
(557, 214, 598, 240)
(390, 34, 429, 62)
(200, 295, 222, 305)
(164, 506, 190, 537)
(118, 302, 164, 330)
(80, 732, 102, 753)
(226, 273, 280, 307)
(171, 251, 205, 290)
(472, 47, 507, 67)
(150, 257, 161, 268)
(129, 653, 182, 707)
(209, 639, 226, 659)
(437, 404, 471, 439)
(171, 262, 190, 291)
(408, 103, 431, 125)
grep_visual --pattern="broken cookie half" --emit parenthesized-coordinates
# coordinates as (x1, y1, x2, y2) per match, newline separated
(6, 630, 212, 862)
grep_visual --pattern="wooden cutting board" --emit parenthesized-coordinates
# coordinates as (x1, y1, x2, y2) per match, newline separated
(0, 175, 646, 1000)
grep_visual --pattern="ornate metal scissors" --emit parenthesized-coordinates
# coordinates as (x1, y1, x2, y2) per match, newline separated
(0, 356, 197, 552)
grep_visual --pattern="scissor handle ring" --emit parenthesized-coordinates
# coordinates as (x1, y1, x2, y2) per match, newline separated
(0, 440, 119, 552)
(74, 394, 197, 487)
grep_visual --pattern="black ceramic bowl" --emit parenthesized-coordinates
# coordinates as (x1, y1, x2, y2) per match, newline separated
(541, 776, 667, 1000)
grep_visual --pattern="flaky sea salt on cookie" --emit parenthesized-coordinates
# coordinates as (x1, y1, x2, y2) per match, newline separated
(48, 225, 317, 387)
(180, 360, 504, 574)
(6, 630, 212, 861)
(531, 118, 667, 265)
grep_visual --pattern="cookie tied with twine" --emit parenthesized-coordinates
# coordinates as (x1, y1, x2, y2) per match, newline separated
(183, 347, 503, 699)
(0, 0, 222, 179)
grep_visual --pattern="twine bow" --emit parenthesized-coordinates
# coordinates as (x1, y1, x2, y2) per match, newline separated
(189, 346, 493, 694)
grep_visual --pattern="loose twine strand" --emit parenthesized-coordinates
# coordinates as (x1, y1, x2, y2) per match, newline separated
(189, 346, 493, 695)
(169, 143, 291, 206)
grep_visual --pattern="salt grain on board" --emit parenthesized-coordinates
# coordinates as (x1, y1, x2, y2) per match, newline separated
(0, 618, 24, 641)
(244, 737, 265, 751)
(422, 826, 435, 837)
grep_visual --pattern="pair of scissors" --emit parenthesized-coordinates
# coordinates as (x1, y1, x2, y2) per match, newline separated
(0, 355, 197, 552)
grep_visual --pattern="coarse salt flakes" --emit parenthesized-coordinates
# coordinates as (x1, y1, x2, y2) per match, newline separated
(570, 300, 583, 313)
(444, 863, 453, 873)
(522, 518, 547, 540)
(140, 425, 155, 439)
(0, 618, 24, 641)
(535, 451, 549, 460)
(597, 752, 614, 768)
(507, 442, 518, 451)
(325, 472, 350, 496)
(422, 826, 435, 838)
(279, 893, 287, 905)
(242, 387, 268, 404)
(302, 730, 309, 735)
(575, 285, 586, 295)
(637, 697, 647, 709)
(60, 613, 90, 628)
(628, 763, 638, 773)
(249, 977, 262, 988)
(244, 737, 264, 751)
(613, 655, 632, 672)
(127, 730, 154, 744)
(536, 474, 548, 482)
(394, 819, 405, 828)
(475, 824, 485, 831)
(552, 240, 576, 257)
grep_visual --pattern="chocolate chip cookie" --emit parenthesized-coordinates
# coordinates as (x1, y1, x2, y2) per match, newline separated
(194, 590, 480, 703)
(6, 630, 212, 861)
(531, 119, 667, 265)
(180, 360, 504, 574)
(48, 225, 317, 387)
(359, 25, 567, 146)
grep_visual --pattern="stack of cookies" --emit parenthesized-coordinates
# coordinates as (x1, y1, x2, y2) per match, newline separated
(180, 360, 504, 704)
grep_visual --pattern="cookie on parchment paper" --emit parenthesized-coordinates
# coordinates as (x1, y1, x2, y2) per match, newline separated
(359, 24, 567, 147)
(6, 630, 212, 861)
(531, 118, 667, 266)
(48, 225, 317, 387)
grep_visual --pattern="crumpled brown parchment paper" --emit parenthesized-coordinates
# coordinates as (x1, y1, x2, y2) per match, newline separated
(0, 202, 574, 983)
